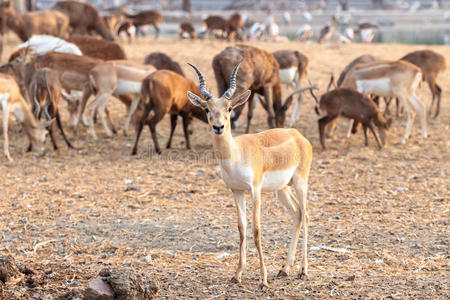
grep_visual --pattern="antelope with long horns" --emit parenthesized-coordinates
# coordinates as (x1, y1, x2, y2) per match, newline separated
(187, 62, 312, 287)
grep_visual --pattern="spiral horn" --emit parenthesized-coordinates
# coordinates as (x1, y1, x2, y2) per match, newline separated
(187, 63, 212, 100)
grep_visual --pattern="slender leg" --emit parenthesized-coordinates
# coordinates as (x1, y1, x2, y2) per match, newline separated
(287, 92, 303, 127)
(277, 186, 302, 276)
(86, 93, 108, 139)
(124, 95, 140, 135)
(433, 84, 441, 118)
(55, 111, 74, 149)
(245, 92, 256, 133)
(132, 100, 153, 155)
(397, 95, 414, 144)
(368, 122, 383, 149)
(166, 114, 178, 149)
(148, 111, 165, 155)
(231, 190, 247, 283)
(2, 96, 12, 161)
(250, 185, 269, 287)
(73, 87, 91, 135)
(263, 86, 275, 128)
(293, 170, 310, 278)
(408, 92, 427, 141)
(319, 115, 338, 149)
(363, 124, 369, 146)
(97, 95, 113, 137)
(153, 24, 160, 38)
(345, 119, 354, 139)
(181, 114, 192, 150)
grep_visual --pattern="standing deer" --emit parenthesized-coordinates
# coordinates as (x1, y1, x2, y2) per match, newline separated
(0, 73, 52, 161)
(273, 50, 311, 127)
(0, 0, 69, 41)
(187, 63, 312, 287)
(124, 10, 164, 38)
(213, 45, 316, 132)
(341, 61, 426, 144)
(84, 60, 156, 139)
(400, 50, 446, 118)
(52, 0, 114, 40)
(131, 70, 207, 155)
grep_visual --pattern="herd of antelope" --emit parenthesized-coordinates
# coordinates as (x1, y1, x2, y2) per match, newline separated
(0, 0, 447, 289)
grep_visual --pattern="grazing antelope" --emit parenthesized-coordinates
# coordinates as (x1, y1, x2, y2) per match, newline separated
(84, 60, 156, 139)
(317, 88, 391, 149)
(124, 9, 164, 38)
(341, 60, 426, 144)
(187, 63, 312, 287)
(273, 50, 311, 127)
(131, 70, 207, 155)
(400, 50, 446, 118)
(52, 0, 114, 40)
(0, 0, 69, 42)
(0, 73, 52, 161)
(28, 68, 74, 150)
(179, 22, 196, 39)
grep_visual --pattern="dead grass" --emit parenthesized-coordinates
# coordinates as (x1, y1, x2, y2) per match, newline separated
(0, 36, 449, 299)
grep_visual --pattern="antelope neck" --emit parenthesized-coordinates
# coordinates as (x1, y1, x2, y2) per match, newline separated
(212, 126, 237, 161)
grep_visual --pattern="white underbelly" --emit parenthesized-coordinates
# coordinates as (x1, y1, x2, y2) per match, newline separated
(279, 67, 298, 85)
(356, 78, 392, 97)
(219, 161, 253, 190)
(261, 167, 296, 192)
(116, 80, 142, 94)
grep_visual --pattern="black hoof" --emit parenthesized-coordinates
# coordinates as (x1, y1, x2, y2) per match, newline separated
(277, 270, 288, 277)
(298, 268, 307, 280)
(230, 277, 239, 284)
(131, 149, 137, 156)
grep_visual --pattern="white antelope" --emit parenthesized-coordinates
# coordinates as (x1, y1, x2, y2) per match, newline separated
(341, 60, 426, 144)
(187, 63, 312, 287)
(81, 60, 156, 139)
(0, 73, 52, 161)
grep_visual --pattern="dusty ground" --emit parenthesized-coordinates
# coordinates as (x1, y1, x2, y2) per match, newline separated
(0, 37, 449, 299)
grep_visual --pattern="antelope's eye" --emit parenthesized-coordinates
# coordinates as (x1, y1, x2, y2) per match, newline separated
(205, 108, 209, 114)
(228, 107, 232, 112)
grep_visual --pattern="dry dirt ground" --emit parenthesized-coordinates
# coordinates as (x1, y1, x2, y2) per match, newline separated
(0, 37, 448, 299)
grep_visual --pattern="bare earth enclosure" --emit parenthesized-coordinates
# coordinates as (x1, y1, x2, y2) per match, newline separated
(0, 37, 448, 299)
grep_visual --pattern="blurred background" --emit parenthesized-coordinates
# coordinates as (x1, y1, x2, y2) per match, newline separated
(7, 0, 450, 44)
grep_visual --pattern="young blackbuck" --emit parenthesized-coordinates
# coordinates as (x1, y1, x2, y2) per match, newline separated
(187, 63, 312, 287)
(317, 88, 391, 149)
(0, 73, 52, 161)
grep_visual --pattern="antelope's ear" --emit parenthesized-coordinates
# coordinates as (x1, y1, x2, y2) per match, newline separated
(39, 118, 55, 129)
(231, 90, 251, 109)
(187, 91, 207, 108)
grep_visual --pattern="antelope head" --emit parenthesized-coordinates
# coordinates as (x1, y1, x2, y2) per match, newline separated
(187, 62, 251, 136)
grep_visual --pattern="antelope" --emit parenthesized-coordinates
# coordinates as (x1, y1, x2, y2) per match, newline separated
(186, 63, 312, 288)
(0, 73, 52, 161)
(83, 60, 156, 139)
(213, 45, 317, 132)
(0, 0, 69, 42)
(67, 35, 127, 60)
(52, 0, 114, 40)
(131, 70, 207, 155)
(340, 60, 426, 144)
(144, 52, 184, 76)
(124, 9, 164, 38)
(317, 88, 392, 149)
(179, 21, 196, 39)
(28, 68, 74, 150)
(273, 50, 311, 127)
(400, 50, 446, 118)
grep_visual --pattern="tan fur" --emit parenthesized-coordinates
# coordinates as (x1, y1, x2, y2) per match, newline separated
(132, 70, 207, 154)
(0, 73, 51, 160)
(0, 1, 69, 42)
(187, 65, 313, 287)
(341, 60, 426, 144)
(52, 0, 114, 40)
(83, 60, 156, 138)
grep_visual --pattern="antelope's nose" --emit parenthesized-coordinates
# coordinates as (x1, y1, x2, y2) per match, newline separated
(212, 125, 225, 134)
